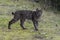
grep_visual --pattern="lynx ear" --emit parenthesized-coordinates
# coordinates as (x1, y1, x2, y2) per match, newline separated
(12, 12, 15, 15)
(36, 8, 39, 11)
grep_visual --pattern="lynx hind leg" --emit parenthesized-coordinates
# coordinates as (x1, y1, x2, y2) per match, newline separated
(8, 18, 19, 29)
(20, 19, 27, 30)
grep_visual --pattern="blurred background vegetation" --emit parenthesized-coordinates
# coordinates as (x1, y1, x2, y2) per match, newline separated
(34, 0, 60, 11)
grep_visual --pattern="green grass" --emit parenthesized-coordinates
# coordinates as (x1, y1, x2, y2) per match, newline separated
(0, 0, 60, 40)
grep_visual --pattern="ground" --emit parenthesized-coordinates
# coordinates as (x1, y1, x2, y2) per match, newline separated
(0, 0, 60, 40)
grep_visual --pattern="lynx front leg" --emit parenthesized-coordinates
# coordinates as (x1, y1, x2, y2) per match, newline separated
(32, 20, 38, 31)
